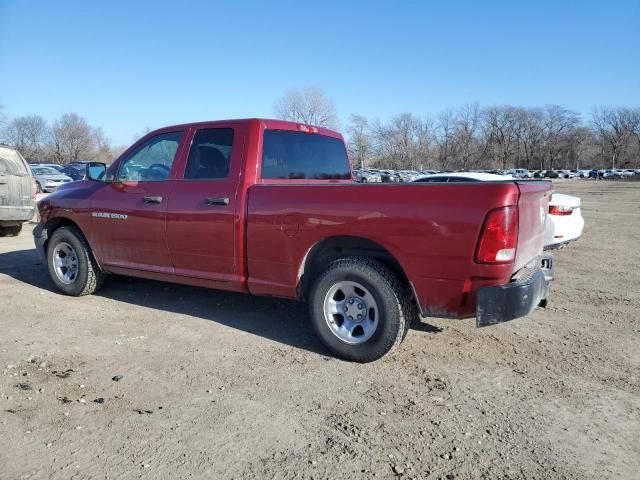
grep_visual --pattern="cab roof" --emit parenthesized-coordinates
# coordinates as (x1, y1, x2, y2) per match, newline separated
(149, 118, 343, 140)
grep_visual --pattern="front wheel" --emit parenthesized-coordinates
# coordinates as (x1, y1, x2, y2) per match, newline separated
(309, 257, 415, 362)
(46, 226, 104, 296)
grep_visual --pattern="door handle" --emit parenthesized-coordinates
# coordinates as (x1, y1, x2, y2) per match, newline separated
(205, 197, 229, 206)
(143, 195, 163, 204)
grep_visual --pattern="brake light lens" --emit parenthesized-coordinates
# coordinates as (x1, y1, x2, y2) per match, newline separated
(476, 206, 519, 264)
(549, 205, 573, 216)
(31, 177, 37, 198)
(298, 124, 319, 133)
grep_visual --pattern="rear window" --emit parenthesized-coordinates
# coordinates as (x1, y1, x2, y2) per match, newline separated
(0, 148, 28, 175)
(261, 130, 350, 180)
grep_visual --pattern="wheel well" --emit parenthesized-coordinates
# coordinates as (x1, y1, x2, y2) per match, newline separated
(44, 218, 85, 251)
(297, 236, 412, 300)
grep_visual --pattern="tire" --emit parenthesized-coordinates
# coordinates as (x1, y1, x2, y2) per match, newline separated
(46, 226, 104, 296)
(309, 257, 415, 362)
(0, 224, 22, 237)
(36, 182, 42, 194)
(361, 178, 368, 183)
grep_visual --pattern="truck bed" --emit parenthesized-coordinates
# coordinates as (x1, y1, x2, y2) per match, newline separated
(246, 180, 551, 318)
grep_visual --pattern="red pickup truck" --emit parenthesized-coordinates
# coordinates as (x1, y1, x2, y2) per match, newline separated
(34, 119, 553, 362)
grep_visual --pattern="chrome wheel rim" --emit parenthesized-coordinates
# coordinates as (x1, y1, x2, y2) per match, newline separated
(323, 280, 379, 344)
(52, 242, 79, 285)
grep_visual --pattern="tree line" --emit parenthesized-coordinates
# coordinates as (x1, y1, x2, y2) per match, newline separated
(2, 92, 639, 171)
(275, 89, 640, 171)
(0, 110, 126, 164)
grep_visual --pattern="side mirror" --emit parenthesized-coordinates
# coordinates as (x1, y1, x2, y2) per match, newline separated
(87, 162, 107, 181)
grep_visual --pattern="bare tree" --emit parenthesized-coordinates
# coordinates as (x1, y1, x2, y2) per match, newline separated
(514, 108, 545, 169)
(591, 107, 629, 169)
(371, 113, 433, 170)
(346, 114, 371, 169)
(570, 127, 595, 170)
(0, 102, 7, 130)
(483, 106, 519, 170)
(542, 105, 580, 169)
(621, 107, 640, 155)
(452, 103, 481, 170)
(435, 110, 455, 170)
(48, 113, 95, 164)
(92, 127, 114, 163)
(132, 126, 153, 142)
(2, 115, 49, 162)
(274, 87, 338, 129)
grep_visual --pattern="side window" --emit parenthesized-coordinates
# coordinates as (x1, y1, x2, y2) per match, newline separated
(261, 130, 351, 180)
(117, 131, 183, 182)
(184, 128, 233, 180)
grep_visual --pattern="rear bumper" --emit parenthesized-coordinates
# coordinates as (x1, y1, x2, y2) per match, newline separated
(0, 205, 35, 224)
(476, 256, 553, 327)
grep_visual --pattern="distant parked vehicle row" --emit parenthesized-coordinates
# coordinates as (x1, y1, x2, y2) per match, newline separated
(354, 167, 640, 183)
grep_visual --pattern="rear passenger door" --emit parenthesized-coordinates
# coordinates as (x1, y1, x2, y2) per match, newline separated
(166, 124, 247, 285)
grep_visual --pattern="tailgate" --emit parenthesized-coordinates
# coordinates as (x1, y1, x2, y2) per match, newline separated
(514, 181, 552, 271)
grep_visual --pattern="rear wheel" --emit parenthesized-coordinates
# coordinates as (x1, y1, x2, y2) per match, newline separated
(36, 182, 42, 193)
(46, 226, 104, 296)
(309, 257, 415, 362)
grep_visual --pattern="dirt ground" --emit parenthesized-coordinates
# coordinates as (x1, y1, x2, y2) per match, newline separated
(0, 180, 638, 480)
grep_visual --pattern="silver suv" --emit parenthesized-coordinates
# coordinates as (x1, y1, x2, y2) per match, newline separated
(0, 145, 36, 236)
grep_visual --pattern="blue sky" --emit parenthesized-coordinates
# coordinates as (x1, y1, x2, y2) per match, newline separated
(1, 0, 639, 145)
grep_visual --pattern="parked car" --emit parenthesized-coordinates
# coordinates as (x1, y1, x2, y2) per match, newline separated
(61, 162, 96, 181)
(0, 145, 36, 236)
(544, 194, 584, 249)
(397, 170, 422, 182)
(544, 170, 561, 178)
(34, 118, 553, 362)
(379, 170, 401, 182)
(506, 169, 530, 178)
(412, 172, 513, 182)
(30, 163, 63, 173)
(411, 172, 583, 251)
(355, 170, 382, 183)
(30, 166, 73, 192)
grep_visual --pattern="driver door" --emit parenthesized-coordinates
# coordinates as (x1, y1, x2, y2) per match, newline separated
(90, 130, 186, 273)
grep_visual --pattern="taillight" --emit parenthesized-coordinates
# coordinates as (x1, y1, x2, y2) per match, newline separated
(31, 177, 37, 198)
(549, 205, 573, 216)
(476, 206, 519, 264)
